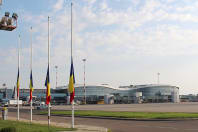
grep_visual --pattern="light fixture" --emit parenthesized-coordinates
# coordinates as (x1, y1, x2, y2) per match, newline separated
(12, 13, 18, 20)
(5, 12, 10, 17)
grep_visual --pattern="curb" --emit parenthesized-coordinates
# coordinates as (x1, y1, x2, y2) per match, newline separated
(37, 114, 198, 121)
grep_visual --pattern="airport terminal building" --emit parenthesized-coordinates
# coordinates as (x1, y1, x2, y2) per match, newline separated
(57, 84, 180, 104)
(0, 84, 179, 104)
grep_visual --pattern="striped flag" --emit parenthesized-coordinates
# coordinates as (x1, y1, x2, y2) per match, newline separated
(45, 65, 51, 105)
(68, 58, 75, 103)
(17, 68, 20, 98)
(29, 70, 34, 103)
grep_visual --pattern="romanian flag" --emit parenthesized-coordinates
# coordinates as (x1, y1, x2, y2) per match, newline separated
(17, 68, 20, 98)
(29, 70, 34, 103)
(45, 65, 51, 105)
(68, 58, 75, 103)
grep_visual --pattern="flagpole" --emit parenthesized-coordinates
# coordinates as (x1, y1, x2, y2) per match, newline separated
(71, 2, 73, 58)
(17, 35, 20, 121)
(30, 27, 33, 122)
(47, 16, 51, 128)
(71, 2, 74, 129)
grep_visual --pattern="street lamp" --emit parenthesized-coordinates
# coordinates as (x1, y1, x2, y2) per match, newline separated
(55, 66, 58, 89)
(157, 72, 160, 84)
(0, 0, 18, 31)
(0, 12, 18, 31)
(2, 83, 6, 99)
(82, 59, 86, 104)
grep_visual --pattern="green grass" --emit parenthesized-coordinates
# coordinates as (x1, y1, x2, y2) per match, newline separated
(40, 110, 198, 119)
(0, 120, 77, 132)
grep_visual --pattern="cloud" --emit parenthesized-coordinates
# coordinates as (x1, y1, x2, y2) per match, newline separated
(3, 0, 198, 93)
(83, 0, 96, 5)
(99, 0, 108, 11)
(53, 0, 64, 12)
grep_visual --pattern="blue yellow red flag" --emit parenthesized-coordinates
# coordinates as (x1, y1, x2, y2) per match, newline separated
(68, 58, 75, 103)
(45, 65, 51, 105)
(17, 68, 20, 98)
(29, 70, 34, 103)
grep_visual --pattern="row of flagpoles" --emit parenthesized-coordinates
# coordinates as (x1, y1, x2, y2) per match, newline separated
(15, 2, 75, 128)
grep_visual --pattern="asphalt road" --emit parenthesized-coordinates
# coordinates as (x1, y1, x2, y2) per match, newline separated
(6, 110, 198, 132)
(9, 102, 198, 113)
(5, 103, 198, 132)
(51, 102, 198, 113)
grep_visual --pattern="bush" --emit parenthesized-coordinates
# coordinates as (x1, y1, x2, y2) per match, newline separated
(0, 127, 16, 132)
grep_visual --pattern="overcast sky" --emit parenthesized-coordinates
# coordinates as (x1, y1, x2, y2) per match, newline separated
(1, 0, 198, 94)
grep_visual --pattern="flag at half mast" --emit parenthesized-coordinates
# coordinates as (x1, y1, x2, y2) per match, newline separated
(29, 70, 34, 103)
(45, 65, 51, 105)
(17, 68, 20, 98)
(68, 58, 75, 103)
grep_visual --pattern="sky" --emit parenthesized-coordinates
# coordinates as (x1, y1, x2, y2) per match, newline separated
(1, 0, 198, 94)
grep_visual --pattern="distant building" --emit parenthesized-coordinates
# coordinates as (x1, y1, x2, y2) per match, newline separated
(57, 84, 180, 104)
(180, 94, 198, 102)
(0, 88, 67, 105)
(0, 84, 179, 104)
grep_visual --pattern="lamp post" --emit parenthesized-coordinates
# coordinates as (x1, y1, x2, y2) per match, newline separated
(55, 66, 58, 89)
(157, 72, 160, 84)
(0, 12, 18, 31)
(0, 0, 18, 31)
(82, 59, 86, 104)
(2, 83, 6, 99)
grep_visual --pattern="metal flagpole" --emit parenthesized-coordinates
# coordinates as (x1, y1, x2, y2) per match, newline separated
(48, 16, 51, 128)
(71, 2, 74, 129)
(30, 27, 33, 122)
(55, 66, 58, 89)
(17, 35, 20, 121)
(83, 59, 86, 104)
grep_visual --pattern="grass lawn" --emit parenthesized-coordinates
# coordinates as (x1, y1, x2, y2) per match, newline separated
(40, 110, 198, 119)
(0, 120, 76, 132)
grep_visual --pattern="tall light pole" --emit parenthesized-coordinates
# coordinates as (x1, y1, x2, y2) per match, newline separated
(55, 66, 58, 89)
(2, 83, 6, 99)
(157, 72, 160, 84)
(82, 59, 86, 104)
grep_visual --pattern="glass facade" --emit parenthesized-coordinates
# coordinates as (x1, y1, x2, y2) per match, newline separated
(65, 84, 179, 104)
(0, 84, 179, 104)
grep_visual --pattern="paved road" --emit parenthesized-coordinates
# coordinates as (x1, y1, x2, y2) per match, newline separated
(77, 118, 198, 132)
(10, 102, 198, 113)
(7, 111, 198, 132)
(6, 103, 198, 132)
(51, 102, 198, 113)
